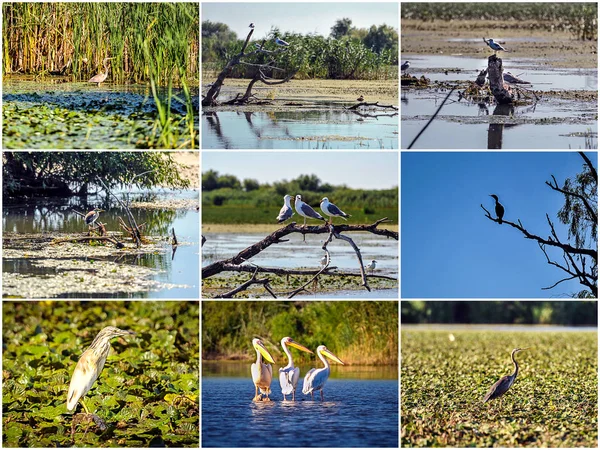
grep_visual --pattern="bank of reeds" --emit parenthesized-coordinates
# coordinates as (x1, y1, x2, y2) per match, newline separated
(202, 301, 399, 365)
(3, 3, 199, 148)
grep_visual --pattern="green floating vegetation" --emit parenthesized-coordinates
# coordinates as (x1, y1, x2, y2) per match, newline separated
(202, 301, 398, 366)
(2, 301, 199, 447)
(401, 330, 598, 447)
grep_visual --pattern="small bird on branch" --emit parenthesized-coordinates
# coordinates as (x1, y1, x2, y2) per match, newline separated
(320, 197, 350, 223)
(401, 61, 410, 72)
(489, 194, 505, 224)
(276, 194, 294, 223)
(295, 195, 325, 227)
(249, 23, 255, 28)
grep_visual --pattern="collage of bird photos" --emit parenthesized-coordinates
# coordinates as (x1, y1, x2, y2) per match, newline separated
(1, 1, 598, 449)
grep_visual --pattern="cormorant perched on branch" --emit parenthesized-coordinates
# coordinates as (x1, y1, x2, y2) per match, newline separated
(489, 194, 505, 224)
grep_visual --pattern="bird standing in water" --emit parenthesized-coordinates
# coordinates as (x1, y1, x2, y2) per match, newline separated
(67, 326, 136, 414)
(483, 347, 530, 405)
(489, 194, 505, 224)
(88, 57, 114, 87)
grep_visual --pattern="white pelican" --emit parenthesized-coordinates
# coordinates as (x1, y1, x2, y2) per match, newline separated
(279, 337, 313, 401)
(251, 338, 275, 402)
(302, 345, 345, 401)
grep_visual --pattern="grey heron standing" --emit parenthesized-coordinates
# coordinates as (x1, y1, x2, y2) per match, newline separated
(89, 57, 114, 87)
(483, 347, 530, 405)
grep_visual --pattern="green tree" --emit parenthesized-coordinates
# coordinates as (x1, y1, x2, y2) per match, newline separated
(2, 152, 189, 196)
(202, 169, 219, 191)
(243, 178, 260, 192)
(201, 20, 238, 62)
(363, 24, 398, 54)
(330, 18, 353, 39)
(216, 174, 241, 190)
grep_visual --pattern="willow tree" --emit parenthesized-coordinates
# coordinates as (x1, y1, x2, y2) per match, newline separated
(482, 152, 597, 297)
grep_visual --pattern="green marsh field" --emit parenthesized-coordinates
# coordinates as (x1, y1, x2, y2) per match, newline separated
(401, 329, 598, 447)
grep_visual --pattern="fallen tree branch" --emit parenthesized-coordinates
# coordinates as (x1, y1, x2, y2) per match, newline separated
(214, 267, 277, 299)
(346, 101, 398, 111)
(218, 263, 396, 280)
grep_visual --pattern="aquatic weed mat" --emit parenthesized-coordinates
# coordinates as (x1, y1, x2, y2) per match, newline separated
(2, 232, 193, 298)
(2, 90, 198, 149)
(2, 301, 199, 447)
(401, 330, 598, 447)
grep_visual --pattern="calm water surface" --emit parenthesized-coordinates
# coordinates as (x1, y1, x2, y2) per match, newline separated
(203, 109, 398, 149)
(2, 190, 199, 298)
(202, 365, 398, 447)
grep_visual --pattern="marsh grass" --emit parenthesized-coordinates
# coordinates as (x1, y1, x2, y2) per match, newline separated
(401, 330, 598, 447)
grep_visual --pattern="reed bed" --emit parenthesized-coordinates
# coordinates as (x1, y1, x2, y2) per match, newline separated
(3, 3, 199, 149)
(3, 3, 198, 84)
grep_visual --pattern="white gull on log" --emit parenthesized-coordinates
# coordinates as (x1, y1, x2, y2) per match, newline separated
(276, 194, 294, 223)
(320, 197, 350, 223)
(294, 195, 325, 227)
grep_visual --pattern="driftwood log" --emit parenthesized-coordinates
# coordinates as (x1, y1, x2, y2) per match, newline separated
(202, 29, 297, 106)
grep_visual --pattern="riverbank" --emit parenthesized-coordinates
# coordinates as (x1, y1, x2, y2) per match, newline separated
(202, 78, 399, 104)
(401, 19, 597, 69)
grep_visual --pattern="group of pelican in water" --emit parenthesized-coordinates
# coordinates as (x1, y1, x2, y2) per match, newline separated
(251, 337, 345, 402)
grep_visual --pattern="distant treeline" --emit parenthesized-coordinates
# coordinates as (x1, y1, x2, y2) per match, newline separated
(202, 171, 398, 224)
(402, 301, 598, 326)
(202, 301, 398, 365)
(202, 171, 397, 207)
(401, 3, 596, 40)
(202, 18, 398, 80)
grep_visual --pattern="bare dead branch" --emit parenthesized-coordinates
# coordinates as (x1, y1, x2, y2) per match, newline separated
(214, 267, 276, 299)
(346, 102, 398, 111)
(481, 204, 597, 260)
(579, 151, 598, 182)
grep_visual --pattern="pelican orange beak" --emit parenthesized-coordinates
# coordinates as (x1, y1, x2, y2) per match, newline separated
(287, 339, 313, 354)
(322, 347, 345, 365)
(254, 340, 275, 364)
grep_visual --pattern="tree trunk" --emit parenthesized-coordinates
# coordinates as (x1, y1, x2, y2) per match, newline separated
(487, 55, 513, 105)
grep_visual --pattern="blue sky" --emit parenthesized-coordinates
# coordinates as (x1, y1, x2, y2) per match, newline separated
(203, 151, 398, 189)
(202, 2, 398, 40)
(401, 152, 597, 299)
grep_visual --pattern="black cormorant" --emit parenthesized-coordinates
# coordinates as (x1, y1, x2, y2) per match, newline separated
(489, 194, 504, 224)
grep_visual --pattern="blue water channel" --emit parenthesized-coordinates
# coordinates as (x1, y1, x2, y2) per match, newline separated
(202, 376, 398, 447)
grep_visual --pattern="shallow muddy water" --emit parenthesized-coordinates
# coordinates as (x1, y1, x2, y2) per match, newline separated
(2, 77, 199, 149)
(202, 232, 398, 276)
(202, 362, 398, 447)
(202, 107, 398, 149)
(2, 190, 199, 298)
(402, 54, 598, 90)
(401, 54, 598, 149)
